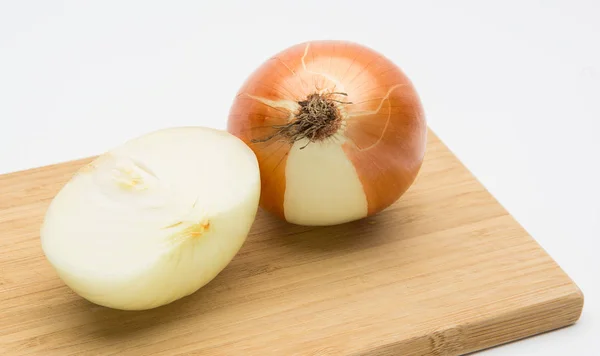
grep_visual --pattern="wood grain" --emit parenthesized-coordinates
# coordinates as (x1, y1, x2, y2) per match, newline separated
(0, 130, 583, 355)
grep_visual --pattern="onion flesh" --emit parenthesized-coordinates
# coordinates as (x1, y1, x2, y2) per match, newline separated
(40, 127, 260, 310)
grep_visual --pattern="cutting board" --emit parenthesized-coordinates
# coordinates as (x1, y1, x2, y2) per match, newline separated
(0, 129, 583, 355)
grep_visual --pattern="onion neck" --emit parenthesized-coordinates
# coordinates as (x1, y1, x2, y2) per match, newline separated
(252, 92, 350, 149)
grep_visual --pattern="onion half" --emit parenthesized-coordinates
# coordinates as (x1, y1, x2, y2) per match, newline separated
(40, 127, 261, 310)
(227, 40, 427, 226)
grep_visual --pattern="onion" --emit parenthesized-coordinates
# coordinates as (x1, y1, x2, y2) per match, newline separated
(40, 127, 261, 310)
(227, 40, 427, 226)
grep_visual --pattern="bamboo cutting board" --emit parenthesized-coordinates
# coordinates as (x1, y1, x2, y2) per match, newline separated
(0, 130, 583, 355)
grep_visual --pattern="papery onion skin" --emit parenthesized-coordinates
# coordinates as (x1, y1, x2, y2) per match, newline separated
(227, 40, 427, 226)
(40, 127, 261, 310)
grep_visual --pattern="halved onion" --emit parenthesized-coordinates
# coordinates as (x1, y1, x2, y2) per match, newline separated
(40, 127, 260, 310)
(227, 40, 427, 226)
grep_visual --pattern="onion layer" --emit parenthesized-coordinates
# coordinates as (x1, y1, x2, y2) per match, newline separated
(40, 127, 261, 310)
(227, 40, 427, 226)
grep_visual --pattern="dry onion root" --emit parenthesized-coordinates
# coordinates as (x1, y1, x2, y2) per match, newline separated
(40, 127, 261, 310)
(227, 40, 427, 226)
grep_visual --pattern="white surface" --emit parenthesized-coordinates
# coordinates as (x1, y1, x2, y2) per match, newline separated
(1, 1, 598, 354)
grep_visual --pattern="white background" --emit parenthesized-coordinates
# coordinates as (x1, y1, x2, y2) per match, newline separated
(1, 1, 598, 354)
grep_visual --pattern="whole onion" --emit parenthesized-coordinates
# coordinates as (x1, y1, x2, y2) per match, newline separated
(227, 40, 427, 226)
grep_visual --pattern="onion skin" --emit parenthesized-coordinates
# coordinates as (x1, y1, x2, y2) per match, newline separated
(228, 40, 427, 226)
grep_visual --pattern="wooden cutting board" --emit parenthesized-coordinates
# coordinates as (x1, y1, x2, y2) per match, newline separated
(0, 129, 583, 355)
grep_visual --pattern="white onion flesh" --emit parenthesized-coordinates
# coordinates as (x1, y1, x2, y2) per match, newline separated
(284, 137, 368, 225)
(40, 127, 261, 310)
